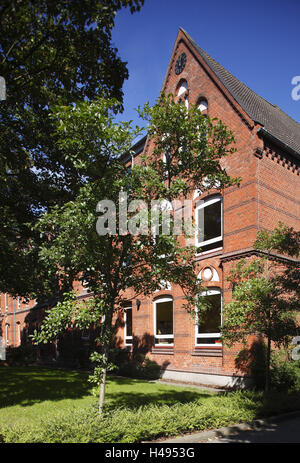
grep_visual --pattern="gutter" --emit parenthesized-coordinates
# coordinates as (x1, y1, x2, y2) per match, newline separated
(257, 127, 300, 161)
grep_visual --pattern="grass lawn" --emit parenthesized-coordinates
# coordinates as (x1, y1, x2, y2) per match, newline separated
(0, 366, 300, 443)
(0, 366, 213, 427)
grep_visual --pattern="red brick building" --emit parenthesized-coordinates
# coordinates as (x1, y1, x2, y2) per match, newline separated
(115, 28, 300, 387)
(1, 29, 299, 385)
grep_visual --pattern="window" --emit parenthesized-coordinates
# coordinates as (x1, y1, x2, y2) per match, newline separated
(124, 305, 133, 345)
(5, 323, 9, 346)
(177, 79, 188, 97)
(176, 79, 189, 109)
(154, 297, 173, 345)
(197, 98, 208, 114)
(16, 322, 21, 345)
(196, 289, 222, 346)
(195, 195, 222, 252)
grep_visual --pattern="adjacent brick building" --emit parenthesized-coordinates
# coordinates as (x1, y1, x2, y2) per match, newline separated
(1, 29, 299, 385)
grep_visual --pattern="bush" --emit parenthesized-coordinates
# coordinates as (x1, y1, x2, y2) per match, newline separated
(271, 354, 300, 392)
(0, 393, 254, 443)
(5, 344, 37, 366)
(235, 342, 300, 392)
(117, 354, 161, 380)
(2, 389, 300, 443)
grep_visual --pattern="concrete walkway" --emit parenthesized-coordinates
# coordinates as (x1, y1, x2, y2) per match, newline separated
(149, 410, 300, 444)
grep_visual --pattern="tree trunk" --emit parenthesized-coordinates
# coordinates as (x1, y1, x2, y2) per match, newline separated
(98, 360, 107, 415)
(98, 306, 114, 415)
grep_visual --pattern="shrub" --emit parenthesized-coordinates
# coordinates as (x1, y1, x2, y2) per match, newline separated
(235, 342, 300, 392)
(0, 395, 253, 443)
(270, 353, 300, 392)
(5, 344, 37, 366)
(2, 390, 300, 443)
(117, 354, 161, 380)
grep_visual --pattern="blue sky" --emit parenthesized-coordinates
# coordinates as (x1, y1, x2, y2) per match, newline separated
(111, 0, 300, 135)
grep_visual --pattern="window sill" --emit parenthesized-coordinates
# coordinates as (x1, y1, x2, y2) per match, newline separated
(195, 247, 223, 257)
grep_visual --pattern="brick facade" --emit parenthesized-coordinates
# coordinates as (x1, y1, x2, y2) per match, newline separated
(1, 29, 299, 386)
(115, 29, 300, 387)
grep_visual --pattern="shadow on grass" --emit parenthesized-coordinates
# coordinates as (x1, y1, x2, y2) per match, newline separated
(104, 376, 213, 411)
(0, 366, 92, 408)
(0, 366, 213, 411)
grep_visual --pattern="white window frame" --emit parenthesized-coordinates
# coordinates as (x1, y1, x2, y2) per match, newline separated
(195, 288, 222, 347)
(124, 306, 133, 346)
(154, 297, 174, 346)
(16, 322, 21, 346)
(195, 195, 223, 252)
(177, 80, 188, 97)
(198, 99, 208, 113)
(5, 323, 9, 346)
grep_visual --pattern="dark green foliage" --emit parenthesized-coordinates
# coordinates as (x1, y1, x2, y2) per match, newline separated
(116, 353, 161, 380)
(0, 0, 144, 297)
(32, 93, 238, 411)
(270, 354, 300, 392)
(2, 389, 300, 443)
(223, 223, 300, 392)
(235, 340, 267, 390)
(235, 341, 300, 392)
(4, 344, 37, 366)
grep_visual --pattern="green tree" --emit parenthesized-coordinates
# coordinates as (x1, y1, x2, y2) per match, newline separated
(222, 223, 300, 392)
(0, 0, 144, 297)
(33, 94, 238, 414)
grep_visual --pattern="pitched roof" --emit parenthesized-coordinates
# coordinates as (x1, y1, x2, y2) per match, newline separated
(181, 29, 300, 157)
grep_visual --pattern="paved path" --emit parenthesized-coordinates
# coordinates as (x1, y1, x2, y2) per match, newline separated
(202, 416, 300, 443)
(156, 413, 300, 444)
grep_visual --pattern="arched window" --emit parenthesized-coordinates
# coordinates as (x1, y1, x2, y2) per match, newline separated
(195, 195, 223, 252)
(197, 98, 208, 114)
(124, 304, 133, 345)
(16, 322, 21, 346)
(176, 79, 189, 108)
(195, 288, 222, 346)
(177, 79, 188, 97)
(154, 297, 174, 345)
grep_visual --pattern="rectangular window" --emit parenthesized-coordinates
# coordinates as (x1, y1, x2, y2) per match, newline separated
(17, 323, 21, 346)
(124, 306, 133, 345)
(5, 324, 9, 345)
(195, 196, 222, 252)
(196, 290, 222, 346)
(154, 297, 173, 345)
